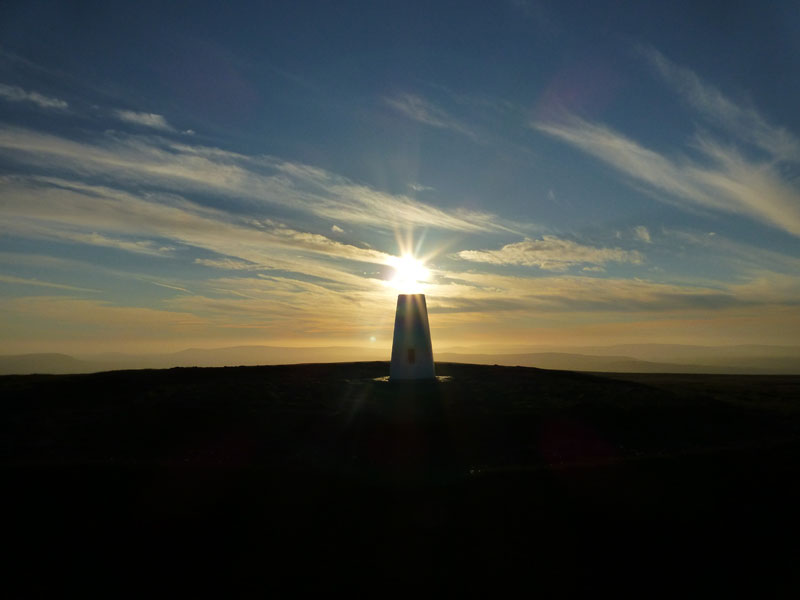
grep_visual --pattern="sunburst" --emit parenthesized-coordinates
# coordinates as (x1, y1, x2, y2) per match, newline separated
(386, 253, 430, 294)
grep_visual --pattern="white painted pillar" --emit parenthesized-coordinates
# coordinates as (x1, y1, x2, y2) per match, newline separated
(390, 293, 435, 380)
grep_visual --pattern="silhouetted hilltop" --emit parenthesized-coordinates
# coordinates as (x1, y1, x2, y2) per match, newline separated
(4, 361, 800, 467)
(4, 362, 800, 595)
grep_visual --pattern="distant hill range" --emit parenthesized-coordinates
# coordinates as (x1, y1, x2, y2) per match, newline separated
(0, 353, 93, 375)
(437, 351, 799, 374)
(1, 343, 799, 375)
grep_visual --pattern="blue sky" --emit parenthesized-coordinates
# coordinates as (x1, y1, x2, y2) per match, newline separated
(1, 0, 799, 354)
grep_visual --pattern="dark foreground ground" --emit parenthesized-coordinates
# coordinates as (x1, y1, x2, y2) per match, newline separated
(4, 362, 800, 596)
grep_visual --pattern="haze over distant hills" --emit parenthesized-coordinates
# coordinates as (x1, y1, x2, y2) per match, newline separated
(1, 344, 798, 375)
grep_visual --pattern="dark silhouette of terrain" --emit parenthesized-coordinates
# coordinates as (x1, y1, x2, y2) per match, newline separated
(4, 362, 800, 596)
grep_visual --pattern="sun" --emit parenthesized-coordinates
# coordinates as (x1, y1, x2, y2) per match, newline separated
(387, 254, 430, 294)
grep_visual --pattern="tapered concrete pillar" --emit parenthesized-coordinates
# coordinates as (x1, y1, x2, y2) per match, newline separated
(390, 293, 435, 380)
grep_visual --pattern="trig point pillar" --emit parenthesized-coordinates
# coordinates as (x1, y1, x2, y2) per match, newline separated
(390, 293, 435, 380)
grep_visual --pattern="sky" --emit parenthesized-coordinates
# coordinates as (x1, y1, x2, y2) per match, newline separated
(1, 0, 799, 355)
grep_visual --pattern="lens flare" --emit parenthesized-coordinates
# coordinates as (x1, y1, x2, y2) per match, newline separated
(387, 254, 430, 294)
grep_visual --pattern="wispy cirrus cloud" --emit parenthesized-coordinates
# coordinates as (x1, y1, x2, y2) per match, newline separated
(113, 109, 174, 131)
(455, 236, 643, 271)
(0, 126, 510, 233)
(0, 274, 98, 292)
(640, 46, 800, 163)
(534, 115, 800, 237)
(44, 229, 173, 256)
(0, 83, 68, 110)
(194, 257, 261, 271)
(384, 92, 478, 140)
(147, 280, 191, 294)
(534, 49, 800, 237)
(0, 175, 393, 293)
(663, 228, 800, 277)
(428, 268, 800, 315)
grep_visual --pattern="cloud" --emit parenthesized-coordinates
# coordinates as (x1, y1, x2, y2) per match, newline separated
(0, 175, 394, 293)
(0, 83, 68, 110)
(662, 228, 800, 276)
(689, 136, 800, 232)
(633, 226, 651, 243)
(0, 274, 99, 292)
(455, 236, 643, 271)
(427, 296, 532, 314)
(640, 46, 800, 163)
(194, 258, 261, 270)
(57, 231, 173, 256)
(113, 110, 174, 131)
(0, 126, 511, 233)
(331, 224, 344, 233)
(534, 51, 800, 237)
(428, 269, 784, 314)
(534, 116, 800, 237)
(384, 93, 478, 140)
(162, 272, 397, 338)
(148, 280, 191, 294)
